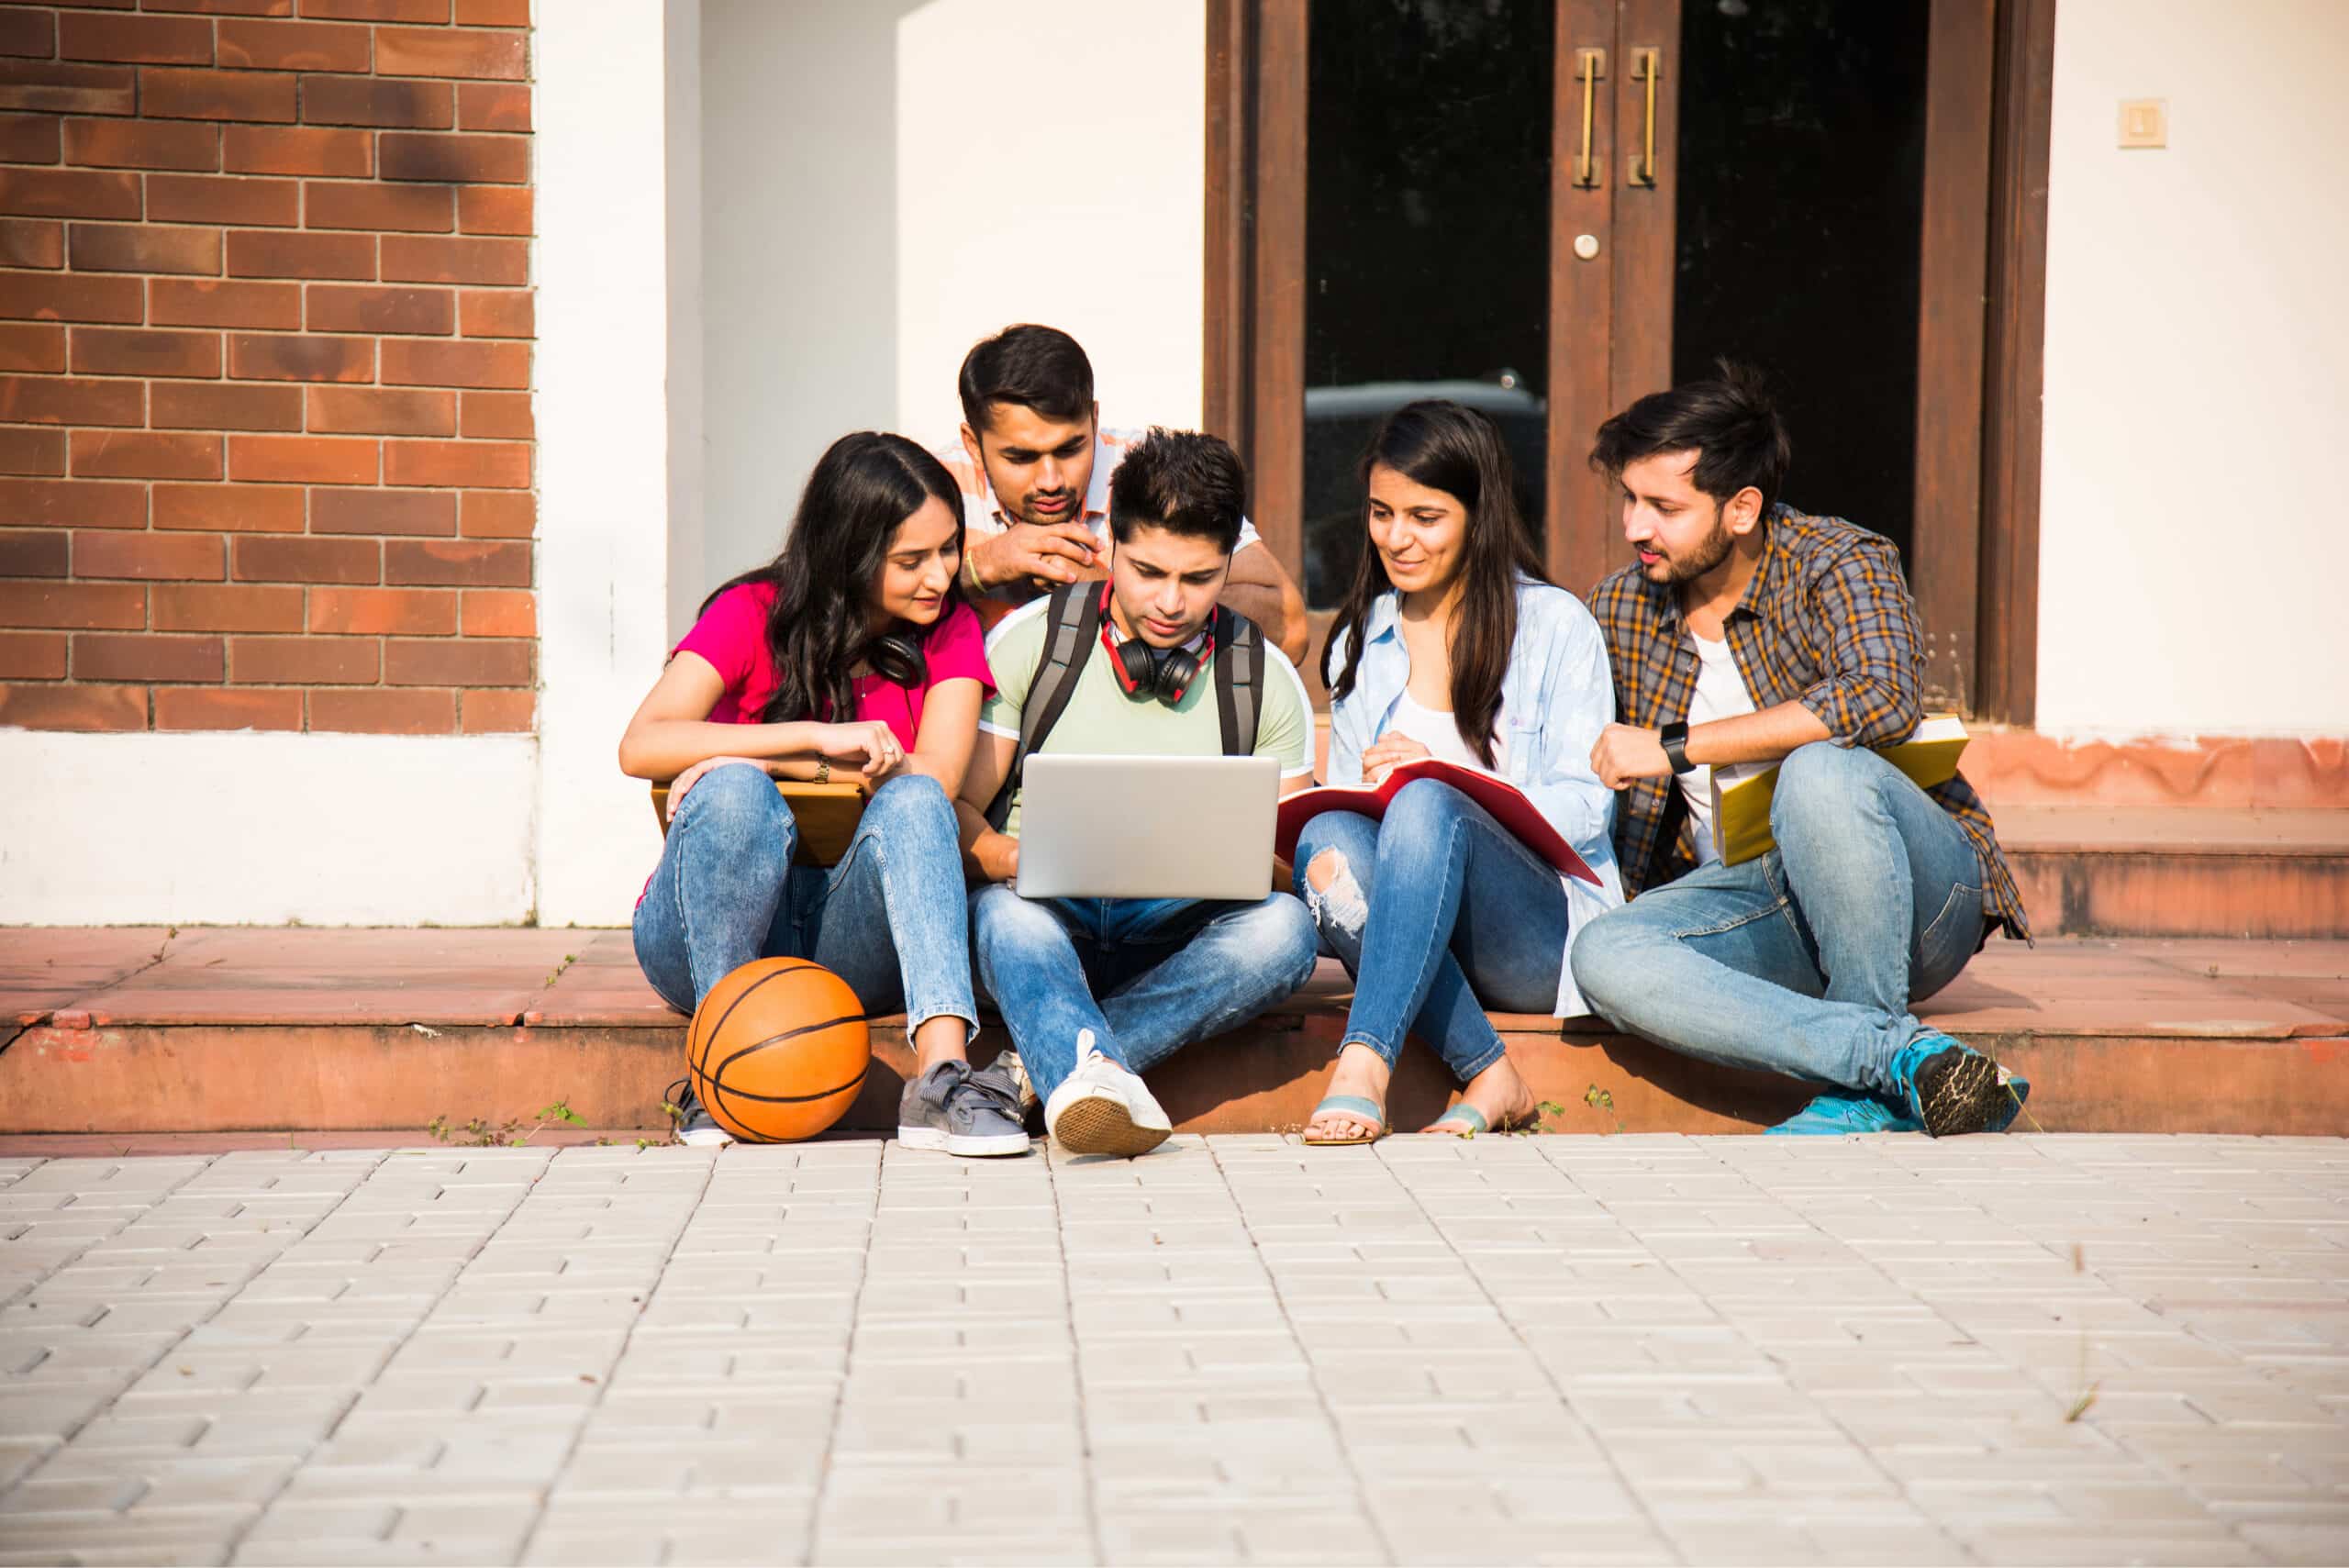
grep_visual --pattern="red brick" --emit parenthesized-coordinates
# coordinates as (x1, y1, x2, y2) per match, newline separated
(155, 685, 300, 729)
(0, 581, 147, 630)
(384, 537, 525, 586)
(460, 686, 530, 732)
(459, 487, 529, 538)
(151, 277, 302, 329)
(455, 81, 526, 132)
(142, 66, 297, 122)
(386, 635, 525, 686)
(304, 179, 451, 233)
(378, 131, 525, 185)
(69, 223, 225, 275)
(309, 684, 452, 733)
(458, 389, 529, 439)
(73, 632, 224, 682)
(0, 168, 139, 220)
(380, 337, 524, 389)
(72, 328, 223, 379)
(151, 582, 301, 630)
(0, 632, 68, 681)
(0, 61, 138, 117)
(74, 431, 223, 480)
(458, 586, 530, 637)
(379, 233, 522, 285)
(228, 634, 377, 683)
(60, 13, 217, 66)
(63, 118, 220, 172)
(0, 217, 64, 269)
(149, 1, 299, 17)
(73, 529, 227, 581)
(0, 114, 61, 162)
(457, 288, 529, 339)
(154, 482, 304, 532)
(226, 433, 376, 484)
(307, 584, 453, 634)
(374, 27, 522, 80)
(233, 533, 378, 584)
(0, 323, 65, 373)
(309, 486, 452, 535)
(0, 428, 67, 476)
(0, 374, 143, 427)
(151, 379, 305, 432)
(302, 0, 449, 19)
(222, 124, 370, 177)
(454, 0, 527, 23)
(298, 73, 451, 128)
(455, 183, 527, 237)
(0, 477, 146, 528)
(0, 529, 67, 577)
(225, 228, 373, 280)
(384, 439, 526, 490)
(0, 11, 56, 59)
(0, 684, 148, 731)
(147, 172, 301, 227)
(217, 17, 370, 72)
(306, 283, 451, 335)
(227, 331, 372, 382)
(307, 385, 454, 436)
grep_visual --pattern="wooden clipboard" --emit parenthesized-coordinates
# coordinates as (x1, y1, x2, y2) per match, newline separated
(648, 778, 870, 866)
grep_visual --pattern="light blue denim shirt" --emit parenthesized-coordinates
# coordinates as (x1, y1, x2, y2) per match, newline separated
(1325, 575, 1626, 1018)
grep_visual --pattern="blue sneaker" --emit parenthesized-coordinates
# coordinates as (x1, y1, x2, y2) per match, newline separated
(1887, 1032, 2031, 1137)
(1766, 1093, 1921, 1135)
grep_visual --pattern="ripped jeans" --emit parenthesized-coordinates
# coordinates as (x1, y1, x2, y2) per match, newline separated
(1293, 779, 1571, 1084)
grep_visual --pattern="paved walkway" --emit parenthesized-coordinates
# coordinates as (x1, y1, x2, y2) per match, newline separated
(0, 1134, 2343, 1566)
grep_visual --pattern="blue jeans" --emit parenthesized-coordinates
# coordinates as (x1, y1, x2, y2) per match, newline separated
(1570, 742, 1988, 1099)
(968, 886, 1319, 1104)
(633, 765, 978, 1035)
(1293, 780, 1570, 1084)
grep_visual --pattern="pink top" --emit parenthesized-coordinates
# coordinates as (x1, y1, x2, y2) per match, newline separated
(672, 584, 995, 747)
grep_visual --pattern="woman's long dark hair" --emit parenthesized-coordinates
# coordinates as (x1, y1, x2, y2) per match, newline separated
(700, 431, 967, 725)
(1320, 400, 1547, 768)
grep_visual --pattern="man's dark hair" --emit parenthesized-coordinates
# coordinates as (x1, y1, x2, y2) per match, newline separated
(1108, 428, 1246, 553)
(1589, 359, 1792, 517)
(957, 324, 1095, 435)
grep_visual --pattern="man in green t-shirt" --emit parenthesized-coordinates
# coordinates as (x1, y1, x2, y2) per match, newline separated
(956, 429, 1319, 1158)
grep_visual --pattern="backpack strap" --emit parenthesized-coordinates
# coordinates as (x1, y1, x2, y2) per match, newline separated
(985, 582, 1099, 830)
(1213, 605, 1263, 758)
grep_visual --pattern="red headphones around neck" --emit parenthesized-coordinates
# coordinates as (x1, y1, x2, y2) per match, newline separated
(1098, 583, 1215, 706)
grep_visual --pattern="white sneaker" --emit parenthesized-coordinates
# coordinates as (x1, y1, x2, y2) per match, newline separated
(1042, 1036, 1172, 1158)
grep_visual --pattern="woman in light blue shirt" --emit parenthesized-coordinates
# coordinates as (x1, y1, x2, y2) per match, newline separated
(1296, 401, 1625, 1143)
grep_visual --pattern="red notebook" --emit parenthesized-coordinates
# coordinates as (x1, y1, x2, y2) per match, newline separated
(1275, 759, 1602, 885)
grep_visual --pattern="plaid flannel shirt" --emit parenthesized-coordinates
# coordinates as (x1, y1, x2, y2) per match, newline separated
(1586, 505, 2030, 942)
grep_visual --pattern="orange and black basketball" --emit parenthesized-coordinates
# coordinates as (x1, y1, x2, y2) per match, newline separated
(685, 958, 871, 1142)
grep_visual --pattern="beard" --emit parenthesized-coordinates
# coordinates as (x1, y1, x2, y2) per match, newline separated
(1643, 517, 1736, 585)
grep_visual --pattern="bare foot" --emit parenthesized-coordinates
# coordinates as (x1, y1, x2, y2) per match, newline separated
(1304, 1041, 1392, 1143)
(1422, 1054, 1539, 1136)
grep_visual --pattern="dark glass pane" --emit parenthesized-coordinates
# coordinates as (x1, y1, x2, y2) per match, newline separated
(1303, 0, 1554, 610)
(1671, 0, 1930, 562)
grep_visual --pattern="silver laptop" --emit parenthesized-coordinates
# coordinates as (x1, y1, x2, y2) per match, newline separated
(1015, 753, 1282, 901)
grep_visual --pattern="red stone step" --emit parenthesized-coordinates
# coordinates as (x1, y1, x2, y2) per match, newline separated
(2, 929, 2343, 1138)
(1998, 806, 2348, 939)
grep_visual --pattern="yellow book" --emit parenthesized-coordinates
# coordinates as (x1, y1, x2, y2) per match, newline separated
(648, 778, 868, 866)
(1712, 714, 1969, 867)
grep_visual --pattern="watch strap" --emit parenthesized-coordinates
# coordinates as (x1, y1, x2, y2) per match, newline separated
(1659, 721, 1694, 775)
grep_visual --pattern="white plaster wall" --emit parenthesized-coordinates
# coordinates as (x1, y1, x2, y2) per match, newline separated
(665, 0, 707, 642)
(2035, 0, 2349, 737)
(0, 734, 534, 925)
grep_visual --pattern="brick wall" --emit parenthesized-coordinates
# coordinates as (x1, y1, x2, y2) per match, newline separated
(0, 0, 533, 737)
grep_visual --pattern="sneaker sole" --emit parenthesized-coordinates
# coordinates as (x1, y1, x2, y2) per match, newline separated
(896, 1125, 1033, 1158)
(1050, 1095, 1171, 1158)
(1916, 1050, 2005, 1138)
(677, 1129, 736, 1149)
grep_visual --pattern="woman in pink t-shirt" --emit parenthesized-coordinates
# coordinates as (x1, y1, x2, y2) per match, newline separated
(618, 431, 1025, 1157)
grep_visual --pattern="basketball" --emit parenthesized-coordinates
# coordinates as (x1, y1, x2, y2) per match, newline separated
(685, 958, 871, 1142)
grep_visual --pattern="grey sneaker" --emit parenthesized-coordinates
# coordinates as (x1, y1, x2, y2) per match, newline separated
(980, 1049, 1039, 1116)
(666, 1078, 736, 1149)
(897, 1061, 1032, 1157)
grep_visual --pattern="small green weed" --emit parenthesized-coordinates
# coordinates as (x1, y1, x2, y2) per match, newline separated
(425, 1099, 587, 1148)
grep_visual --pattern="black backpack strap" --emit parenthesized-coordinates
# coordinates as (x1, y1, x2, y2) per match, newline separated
(985, 583, 1099, 830)
(1213, 606, 1263, 758)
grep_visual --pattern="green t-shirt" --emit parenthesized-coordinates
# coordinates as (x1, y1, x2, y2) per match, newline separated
(980, 598, 1315, 838)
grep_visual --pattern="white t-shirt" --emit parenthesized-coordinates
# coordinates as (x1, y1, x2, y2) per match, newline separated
(1386, 690, 1489, 773)
(1679, 630, 1766, 865)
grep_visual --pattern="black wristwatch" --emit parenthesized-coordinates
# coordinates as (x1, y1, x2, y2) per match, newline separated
(1659, 720, 1695, 775)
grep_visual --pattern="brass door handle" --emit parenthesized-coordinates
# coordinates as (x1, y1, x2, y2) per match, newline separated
(1627, 48, 1661, 187)
(1572, 49, 1605, 189)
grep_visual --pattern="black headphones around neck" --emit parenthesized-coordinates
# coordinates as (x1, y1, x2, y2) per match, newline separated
(866, 627, 928, 688)
(1098, 584, 1216, 706)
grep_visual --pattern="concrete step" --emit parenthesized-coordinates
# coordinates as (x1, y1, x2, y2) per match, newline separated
(1998, 806, 2348, 939)
(3, 929, 2343, 1138)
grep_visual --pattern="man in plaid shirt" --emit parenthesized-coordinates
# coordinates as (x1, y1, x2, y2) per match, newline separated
(1568, 364, 2031, 1138)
